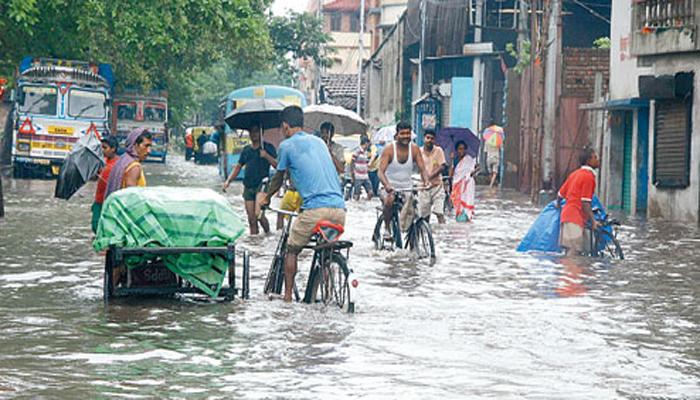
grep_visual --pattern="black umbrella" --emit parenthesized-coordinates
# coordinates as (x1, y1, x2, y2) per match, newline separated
(55, 131, 104, 200)
(224, 98, 287, 131)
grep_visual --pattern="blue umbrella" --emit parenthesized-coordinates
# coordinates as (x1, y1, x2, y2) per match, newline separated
(436, 127, 480, 164)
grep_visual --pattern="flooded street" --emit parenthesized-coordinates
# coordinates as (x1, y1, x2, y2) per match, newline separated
(0, 157, 698, 399)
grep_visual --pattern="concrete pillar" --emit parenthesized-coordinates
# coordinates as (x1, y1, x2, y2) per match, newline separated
(542, 0, 561, 189)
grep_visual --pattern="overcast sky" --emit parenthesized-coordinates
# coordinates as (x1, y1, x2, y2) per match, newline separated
(271, 0, 308, 16)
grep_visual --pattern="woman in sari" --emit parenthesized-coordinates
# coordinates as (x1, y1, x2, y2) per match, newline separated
(449, 141, 480, 222)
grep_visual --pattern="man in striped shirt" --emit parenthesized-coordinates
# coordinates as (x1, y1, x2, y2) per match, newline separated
(351, 136, 373, 200)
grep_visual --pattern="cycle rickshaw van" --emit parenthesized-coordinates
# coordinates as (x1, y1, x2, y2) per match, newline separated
(93, 186, 250, 302)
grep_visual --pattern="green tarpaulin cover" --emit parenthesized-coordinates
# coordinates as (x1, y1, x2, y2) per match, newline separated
(93, 186, 245, 297)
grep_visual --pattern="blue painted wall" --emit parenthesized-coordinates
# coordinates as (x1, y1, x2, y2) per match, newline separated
(450, 77, 473, 129)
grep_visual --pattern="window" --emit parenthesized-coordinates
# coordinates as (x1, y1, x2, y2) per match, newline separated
(330, 12, 342, 31)
(117, 103, 137, 120)
(144, 104, 166, 122)
(68, 89, 106, 119)
(18, 86, 58, 116)
(653, 98, 692, 188)
(350, 12, 360, 32)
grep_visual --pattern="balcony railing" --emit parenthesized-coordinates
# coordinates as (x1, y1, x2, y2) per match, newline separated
(631, 0, 699, 55)
(635, 0, 695, 29)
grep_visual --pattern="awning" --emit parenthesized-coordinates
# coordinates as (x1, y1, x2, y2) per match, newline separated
(579, 98, 650, 111)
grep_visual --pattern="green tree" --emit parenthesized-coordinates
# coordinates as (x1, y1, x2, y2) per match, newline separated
(268, 11, 333, 83)
(0, 0, 273, 128)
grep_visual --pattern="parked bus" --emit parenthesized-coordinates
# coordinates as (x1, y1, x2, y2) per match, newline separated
(112, 90, 168, 163)
(11, 57, 114, 178)
(218, 85, 307, 179)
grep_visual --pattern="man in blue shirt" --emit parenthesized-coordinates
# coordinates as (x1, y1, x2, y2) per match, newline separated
(262, 106, 346, 302)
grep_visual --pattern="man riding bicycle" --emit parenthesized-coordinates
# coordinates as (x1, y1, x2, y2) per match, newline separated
(261, 106, 346, 302)
(377, 121, 431, 241)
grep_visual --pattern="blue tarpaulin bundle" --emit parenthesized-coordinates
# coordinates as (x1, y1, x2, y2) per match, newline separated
(517, 196, 611, 253)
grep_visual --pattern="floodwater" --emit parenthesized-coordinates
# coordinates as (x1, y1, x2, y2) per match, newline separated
(0, 156, 698, 399)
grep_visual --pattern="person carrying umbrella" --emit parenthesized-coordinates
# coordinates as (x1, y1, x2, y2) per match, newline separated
(449, 141, 480, 222)
(104, 128, 152, 199)
(91, 136, 120, 233)
(222, 125, 277, 235)
(482, 122, 505, 188)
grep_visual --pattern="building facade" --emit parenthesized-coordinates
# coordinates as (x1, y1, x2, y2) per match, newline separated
(300, 0, 372, 109)
(602, 0, 700, 222)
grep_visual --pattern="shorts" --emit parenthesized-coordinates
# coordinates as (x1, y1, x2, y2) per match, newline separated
(379, 188, 414, 232)
(560, 222, 592, 254)
(487, 153, 500, 174)
(418, 185, 445, 217)
(243, 185, 260, 201)
(288, 208, 346, 254)
(280, 190, 302, 212)
(353, 179, 372, 197)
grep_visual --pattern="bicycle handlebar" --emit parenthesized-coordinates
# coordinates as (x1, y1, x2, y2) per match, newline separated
(392, 186, 431, 194)
(265, 206, 298, 218)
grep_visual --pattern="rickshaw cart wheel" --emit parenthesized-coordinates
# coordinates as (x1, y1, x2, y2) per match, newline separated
(242, 251, 250, 299)
(226, 243, 236, 300)
(104, 247, 115, 303)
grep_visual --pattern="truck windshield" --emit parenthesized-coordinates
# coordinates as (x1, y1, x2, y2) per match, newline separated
(18, 86, 58, 116)
(117, 103, 137, 120)
(68, 89, 106, 119)
(145, 105, 166, 122)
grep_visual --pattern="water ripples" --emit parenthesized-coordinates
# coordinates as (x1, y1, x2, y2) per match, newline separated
(0, 157, 698, 398)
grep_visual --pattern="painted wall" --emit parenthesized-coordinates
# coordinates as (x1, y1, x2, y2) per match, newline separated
(646, 56, 700, 223)
(380, 1, 408, 26)
(450, 77, 473, 129)
(327, 31, 372, 75)
(610, 1, 651, 100)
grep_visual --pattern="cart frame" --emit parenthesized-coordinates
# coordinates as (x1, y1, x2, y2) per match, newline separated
(104, 243, 250, 303)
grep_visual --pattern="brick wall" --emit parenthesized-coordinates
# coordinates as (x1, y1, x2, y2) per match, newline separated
(562, 48, 610, 98)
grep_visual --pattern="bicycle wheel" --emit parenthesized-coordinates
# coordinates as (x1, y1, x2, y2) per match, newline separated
(306, 252, 355, 313)
(392, 213, 403, 249)
(410, 219, 436, 259)
(372, 215, 385, 250)
(264, 255, 284, 295)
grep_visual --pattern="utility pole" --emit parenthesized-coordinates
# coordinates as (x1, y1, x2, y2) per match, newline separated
(472, 0, 484, 133)
(542, 0, 561, 190)
(316, 0, 323, 104)
(518, 0, 529, 47)
(417, 0, 426, 99)
(357, 0, 365, 115)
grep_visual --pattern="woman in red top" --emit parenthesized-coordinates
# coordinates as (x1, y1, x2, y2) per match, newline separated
(91, 136, 120, 233)
(556, 148, 600, 255)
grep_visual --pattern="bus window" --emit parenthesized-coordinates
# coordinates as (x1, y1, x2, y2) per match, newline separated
(18, 86, 58, 116)
(68, 89, 106, 119)
(117, 102, 137, 120)
(145, 105, 166, 122)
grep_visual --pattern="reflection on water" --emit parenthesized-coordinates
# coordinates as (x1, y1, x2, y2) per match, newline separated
(0, 156, 698, 398)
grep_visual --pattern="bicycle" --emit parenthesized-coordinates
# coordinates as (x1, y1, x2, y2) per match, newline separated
(589, 209, 624, 259)
(371, 187, 436, 260)
(263, 207, 357, 313)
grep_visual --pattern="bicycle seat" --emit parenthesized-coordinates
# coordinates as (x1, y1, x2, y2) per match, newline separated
(312, 221, 344, 242)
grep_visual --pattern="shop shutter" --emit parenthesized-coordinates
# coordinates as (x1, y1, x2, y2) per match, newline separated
(653, 99, 691, 188)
